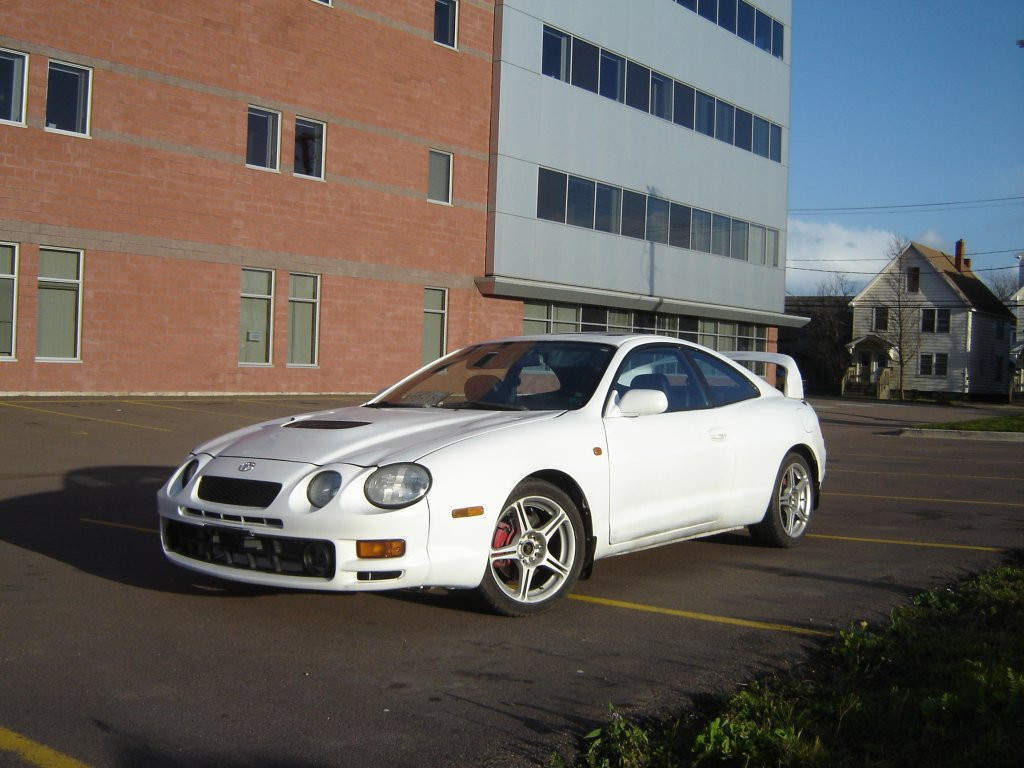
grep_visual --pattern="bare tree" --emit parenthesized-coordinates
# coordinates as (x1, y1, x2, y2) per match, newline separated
(986, 269, 1019, 304)
(808, 272, 855, 391)
(875, 235, 918, 399)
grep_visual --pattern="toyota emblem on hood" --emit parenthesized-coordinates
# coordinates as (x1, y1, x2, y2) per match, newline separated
(238, 461, 257, 472)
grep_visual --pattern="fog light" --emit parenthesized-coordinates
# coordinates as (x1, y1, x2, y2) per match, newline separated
(302, 542, 333, 576)
(356, 540, 406, 559)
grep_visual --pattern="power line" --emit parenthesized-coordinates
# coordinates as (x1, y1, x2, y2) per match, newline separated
(790, 195, 1024, 215)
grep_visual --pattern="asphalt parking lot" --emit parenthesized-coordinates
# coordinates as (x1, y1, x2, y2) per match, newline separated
(1, 394, 1022, 767)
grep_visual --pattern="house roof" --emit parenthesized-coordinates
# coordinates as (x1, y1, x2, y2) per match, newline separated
(852, 242, 1015, 321)
(913, 243, 1014, 319)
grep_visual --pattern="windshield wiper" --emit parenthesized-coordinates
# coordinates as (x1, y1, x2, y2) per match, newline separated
(439, 401, 529, 411)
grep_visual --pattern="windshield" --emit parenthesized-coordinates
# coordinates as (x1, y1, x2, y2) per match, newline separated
(371, 340, 616, 411)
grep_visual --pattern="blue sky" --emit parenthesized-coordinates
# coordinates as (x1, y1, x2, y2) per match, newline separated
(786, 0, 1024, 294)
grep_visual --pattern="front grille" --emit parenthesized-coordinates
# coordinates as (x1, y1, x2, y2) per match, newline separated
(197, 475, 282, 508)
(163, 520, 335, 579)
(182, 507, 283, 529)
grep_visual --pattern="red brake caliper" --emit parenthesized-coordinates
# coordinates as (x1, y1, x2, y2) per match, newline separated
(492, 520, 517, 573)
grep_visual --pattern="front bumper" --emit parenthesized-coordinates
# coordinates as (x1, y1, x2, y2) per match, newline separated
(157, 456, 433, 591)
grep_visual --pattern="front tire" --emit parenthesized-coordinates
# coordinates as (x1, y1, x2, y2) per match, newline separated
(477, 479, 585, 616)
(750, 452, 813, 548)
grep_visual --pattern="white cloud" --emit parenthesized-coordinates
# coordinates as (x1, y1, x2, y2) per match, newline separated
(785, 219, 896, 295)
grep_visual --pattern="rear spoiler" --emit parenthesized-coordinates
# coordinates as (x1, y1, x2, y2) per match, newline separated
(724, 351, 805, 400)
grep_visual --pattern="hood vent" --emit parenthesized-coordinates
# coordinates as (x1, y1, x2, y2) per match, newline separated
(283, 420, 370, 430)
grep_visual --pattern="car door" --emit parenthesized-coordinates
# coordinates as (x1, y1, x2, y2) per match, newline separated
(603, 345, 735, 545)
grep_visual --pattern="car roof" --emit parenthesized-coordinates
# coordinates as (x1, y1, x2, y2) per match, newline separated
(476, 332, 694, 349)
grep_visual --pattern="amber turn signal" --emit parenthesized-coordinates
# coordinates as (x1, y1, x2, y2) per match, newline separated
(451, 506, 484, 518)
(356, 540, 406, 559)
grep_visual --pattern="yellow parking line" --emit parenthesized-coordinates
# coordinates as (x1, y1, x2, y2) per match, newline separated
(80, 518, 158, 535)
(0, 727, 93, 768)
(829, 491, 1024, 508)
(0, 402, 172, 433)
(808, 533, 1001, 552)
(569, 594, 831, 637)
(829, 467, 1015, 482)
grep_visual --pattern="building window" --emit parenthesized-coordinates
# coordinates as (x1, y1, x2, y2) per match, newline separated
(0, 243, 16, 357)
(288, 273, 319, 366)
(246, 107, 280, 170)
(566, 176, 596, 229)
(427, 149, 452, 204)
(542, 27, 570, 81)
(294, 117, 325, 179)
(45, 61, 91, 135)
(650, 71, 672, 121)
(872, 306, 889, 332)
(906, 266, 920, 293)
(0, 49, 28, 125)
(921, 308, 950, 333)
(37, 248, 82, 360)
(595, 184, 621, 234)
(310, 0, 332, 5)
(599, 50, 625, 102)
(920, 353, 948, 377)
(434, 0, 458, 48)
(537, 168, 567, 222)
(240, 268, 273, 364)
(423, 288, 448, 365)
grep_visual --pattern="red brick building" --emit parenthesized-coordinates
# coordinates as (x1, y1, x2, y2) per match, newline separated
(1, 0, 521, 394)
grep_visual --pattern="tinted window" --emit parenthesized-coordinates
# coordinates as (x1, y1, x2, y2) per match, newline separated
(566, 176, 595, 228)
(621, 190, 647, 239)
(625, 61, 650, 112)
(542, 27, 570, 81)
(734, 109, 753, 151)
(691, 209, 712, 252)
(689, 348, 759, 406)
(673, 82, 695, 129)
(571, 38, 599, 93)
(695, 91, 715, 136)
(737, 1, 756, 43)
(646, 197, 670, 244)
(537, 169, 567, 222)
(650, 72, 672, 120)
(754, 9, 772, 51)
(772, 20, 784, 59)
(769, 123, 782, 162)
(599, 50, 625, 101)
(717, 0, 737, 32)
(614, 346, 710, 412)
(595, 184, 621, 234)
(715, 101, 734, 143)
(669, 204, 691, 249)
(698, 0, 718, 23)
(753, 116, 770, 157)
(711, 214, 731, 257)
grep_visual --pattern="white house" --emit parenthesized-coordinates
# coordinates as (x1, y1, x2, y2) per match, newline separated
(845, 241, 1015, 400)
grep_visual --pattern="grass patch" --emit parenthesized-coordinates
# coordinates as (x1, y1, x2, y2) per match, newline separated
(564, 554, 1024, 768)
(918, 413, 1024, 432)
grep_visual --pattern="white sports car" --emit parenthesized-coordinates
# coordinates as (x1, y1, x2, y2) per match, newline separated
(158, 334, 825, 615)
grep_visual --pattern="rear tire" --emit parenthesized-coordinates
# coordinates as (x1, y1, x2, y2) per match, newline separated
(476, 479, 584, 616)
(749, 452, 813, 548)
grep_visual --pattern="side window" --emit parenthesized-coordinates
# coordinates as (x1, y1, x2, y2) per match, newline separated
(688, 348, 759, 406)
(613, 347, 709, 412)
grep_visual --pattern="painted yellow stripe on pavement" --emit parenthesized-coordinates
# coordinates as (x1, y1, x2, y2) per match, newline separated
(80, 517, 158, 535)
(569, 594, 831, 637)
(829, 467, 1014, 482)
(829, 491, 1024, 508)
(808, 533, 1001, 552)
(0, 402, 172, 432)
(0, 727, 93, 768)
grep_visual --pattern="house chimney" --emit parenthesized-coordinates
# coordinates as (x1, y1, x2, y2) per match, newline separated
(954, 239, 965, 271)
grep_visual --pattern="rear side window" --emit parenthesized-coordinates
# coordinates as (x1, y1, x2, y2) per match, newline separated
(687, 349, 759, 406)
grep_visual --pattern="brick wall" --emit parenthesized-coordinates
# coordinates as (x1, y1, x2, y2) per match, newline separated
(0, 0, 515, 394)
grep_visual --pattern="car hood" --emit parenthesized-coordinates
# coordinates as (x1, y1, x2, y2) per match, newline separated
(192, 406, 561, 467)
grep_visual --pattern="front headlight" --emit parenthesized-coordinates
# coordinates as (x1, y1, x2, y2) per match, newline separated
(180, 458, 201, 487)
(307, 471, 343, 509)
(364, 463, 431, 509)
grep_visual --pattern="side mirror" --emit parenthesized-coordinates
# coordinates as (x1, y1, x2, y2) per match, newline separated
(617, 389, 668, 417)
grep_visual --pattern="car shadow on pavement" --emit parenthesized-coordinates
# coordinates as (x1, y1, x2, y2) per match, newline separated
(0, 465, 277, 596)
